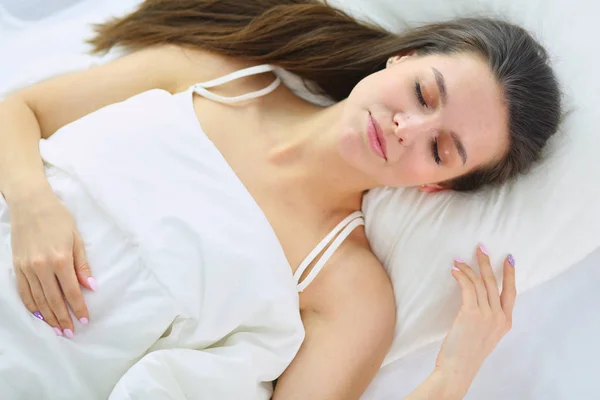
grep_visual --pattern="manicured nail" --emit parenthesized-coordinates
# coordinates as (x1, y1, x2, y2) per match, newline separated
(79, 317, 89, 325)
(452, 266, 460, 272)
(64, 329, 74, 339)
(479, 244, 488, 255)
(508, 254, 516, 267)
(33, 311, 44, 321)
(54, 328, 63, 336)
(454, 258, 465, 263)
(87, 277, 98, 292)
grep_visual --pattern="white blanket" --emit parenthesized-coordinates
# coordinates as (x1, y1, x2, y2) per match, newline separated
(0, 88, 304, 399)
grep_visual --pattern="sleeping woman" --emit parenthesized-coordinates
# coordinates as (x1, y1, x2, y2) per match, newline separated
(0, 0, 561, 399)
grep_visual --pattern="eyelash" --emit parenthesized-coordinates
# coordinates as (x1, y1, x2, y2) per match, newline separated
(431, 137, 441, 165)
(414, 82, 428, 108)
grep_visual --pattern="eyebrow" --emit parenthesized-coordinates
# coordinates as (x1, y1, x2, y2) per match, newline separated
(431, 67, 447, 106)
(451, 132, 468, 165)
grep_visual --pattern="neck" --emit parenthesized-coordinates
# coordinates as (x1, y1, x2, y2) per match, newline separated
(263, 95, 377, 213)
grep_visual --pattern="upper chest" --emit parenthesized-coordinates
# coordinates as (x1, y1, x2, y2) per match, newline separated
(171, 51, 365, 306)
(191, 91, 339, 276)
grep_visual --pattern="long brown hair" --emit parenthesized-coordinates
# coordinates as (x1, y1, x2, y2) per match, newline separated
(88, 0, 562, 192)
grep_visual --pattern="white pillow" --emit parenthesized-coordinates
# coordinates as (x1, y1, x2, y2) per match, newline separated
(328, 0, 600, 364)
(2, 0, 599, 367)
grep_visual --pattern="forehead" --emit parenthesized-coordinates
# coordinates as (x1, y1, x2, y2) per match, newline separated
(417, 53, 510, 167)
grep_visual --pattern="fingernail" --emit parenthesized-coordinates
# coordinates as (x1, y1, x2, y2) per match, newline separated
(454, 258, 465, 263)
(479, 244, 488, 255)
(33, 311, 44, 321)
(452, 266, 460, 272)
(54, 328, 63, 336)
(79, 317, 89, 325)
(87, 277, 98, 292)
(64, 329, 74, 339)
(508, 254, 516, 267)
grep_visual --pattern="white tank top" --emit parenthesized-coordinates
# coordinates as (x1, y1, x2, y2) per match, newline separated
(180, 64, 365, 292)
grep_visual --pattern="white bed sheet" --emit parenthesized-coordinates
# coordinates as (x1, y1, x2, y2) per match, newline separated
(2, 1, 599, 399)
(363, 246, 600, 399)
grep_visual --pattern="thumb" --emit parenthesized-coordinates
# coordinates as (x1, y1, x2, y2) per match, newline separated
(73, 233, 97, 292)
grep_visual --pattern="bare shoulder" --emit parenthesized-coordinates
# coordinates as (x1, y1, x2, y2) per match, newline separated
(302, 227, 396, 331)
(278, 229, 396, 398)
(163, 45, 270, 92)
(8, 43, 256, 139)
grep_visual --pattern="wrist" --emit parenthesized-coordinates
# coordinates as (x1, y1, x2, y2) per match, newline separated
(2, 176, 54, 208)
(428, 368, 472, 400)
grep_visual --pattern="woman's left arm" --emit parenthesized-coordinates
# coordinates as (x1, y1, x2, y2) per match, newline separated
(273, 250, 396, 400)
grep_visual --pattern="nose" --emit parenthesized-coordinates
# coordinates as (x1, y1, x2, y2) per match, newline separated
(392, 113, 435, 146)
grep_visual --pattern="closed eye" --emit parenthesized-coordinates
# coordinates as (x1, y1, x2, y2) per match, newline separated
(414, 82, 428, 108)
(431, 137, 441, 165)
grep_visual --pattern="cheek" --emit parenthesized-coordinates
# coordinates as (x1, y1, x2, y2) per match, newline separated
(349, 74, 378, 98)
(352, 70, 401, 105)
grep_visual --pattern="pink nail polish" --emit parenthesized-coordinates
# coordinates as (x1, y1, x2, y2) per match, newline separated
(455, 258, 465, 263)
(54, 328, 63, 336)
(79, 317, 89, 325)
(87, 277, 98, 292)
(452, 266, 460, 272)
(479, 244, 488, 255)
(64, 329, 74, 339)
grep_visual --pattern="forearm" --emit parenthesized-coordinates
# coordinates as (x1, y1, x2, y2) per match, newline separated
(404, 370, 470, 400)
(0, 97, 52, 203)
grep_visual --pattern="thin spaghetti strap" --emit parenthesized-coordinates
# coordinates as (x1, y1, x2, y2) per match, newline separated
(297, 217, 365, 293)
(195, 65, 276, 88)
(189, 64, 281, 105)
(191, 79, 281, 104)
(293, 211, 364, 283)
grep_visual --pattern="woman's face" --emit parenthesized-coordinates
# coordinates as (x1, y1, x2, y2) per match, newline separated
(337, 52, 509, 191)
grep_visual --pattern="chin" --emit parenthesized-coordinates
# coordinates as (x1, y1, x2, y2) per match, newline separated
(337, 125, 367, 167)
(338, 127, 390, 188)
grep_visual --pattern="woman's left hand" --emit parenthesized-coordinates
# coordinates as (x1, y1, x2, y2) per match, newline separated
(433, 245, 517, 393)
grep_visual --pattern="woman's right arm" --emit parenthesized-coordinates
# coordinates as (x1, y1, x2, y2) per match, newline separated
(1, 44, 199, 196)
(0, 45, 203, 336)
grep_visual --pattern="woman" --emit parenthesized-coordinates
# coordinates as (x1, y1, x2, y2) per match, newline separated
(0, 0, 561, 398)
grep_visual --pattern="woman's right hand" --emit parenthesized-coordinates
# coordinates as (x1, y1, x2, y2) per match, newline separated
(8, 187, 96, 338)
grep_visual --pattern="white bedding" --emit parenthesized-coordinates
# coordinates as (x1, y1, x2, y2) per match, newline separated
(362, 246, 600, 399)
(1, 77, 304, 400)
(1, 1, 599, 399)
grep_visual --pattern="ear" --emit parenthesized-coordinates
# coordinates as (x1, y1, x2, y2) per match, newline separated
(418, 183, 446, 193)
(386, 50, 418, 68)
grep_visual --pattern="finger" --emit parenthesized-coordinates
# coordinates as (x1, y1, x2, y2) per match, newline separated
(73, 233, 97, 292)
(451, 263, 477, 310)
(36, 268, 75, 337)
(15, 268, 38, 315)
(54, 254, 90, 328)
(20, 271, 63, 335)
(500, 255, 517, 323)
(477, 244, 501, 311)
(454, 259, 490, 312)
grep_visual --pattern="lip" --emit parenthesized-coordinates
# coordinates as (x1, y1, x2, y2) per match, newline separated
(367, 112, 387, 160)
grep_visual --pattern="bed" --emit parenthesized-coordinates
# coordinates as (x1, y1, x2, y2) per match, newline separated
(1, 0, 599, 398)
